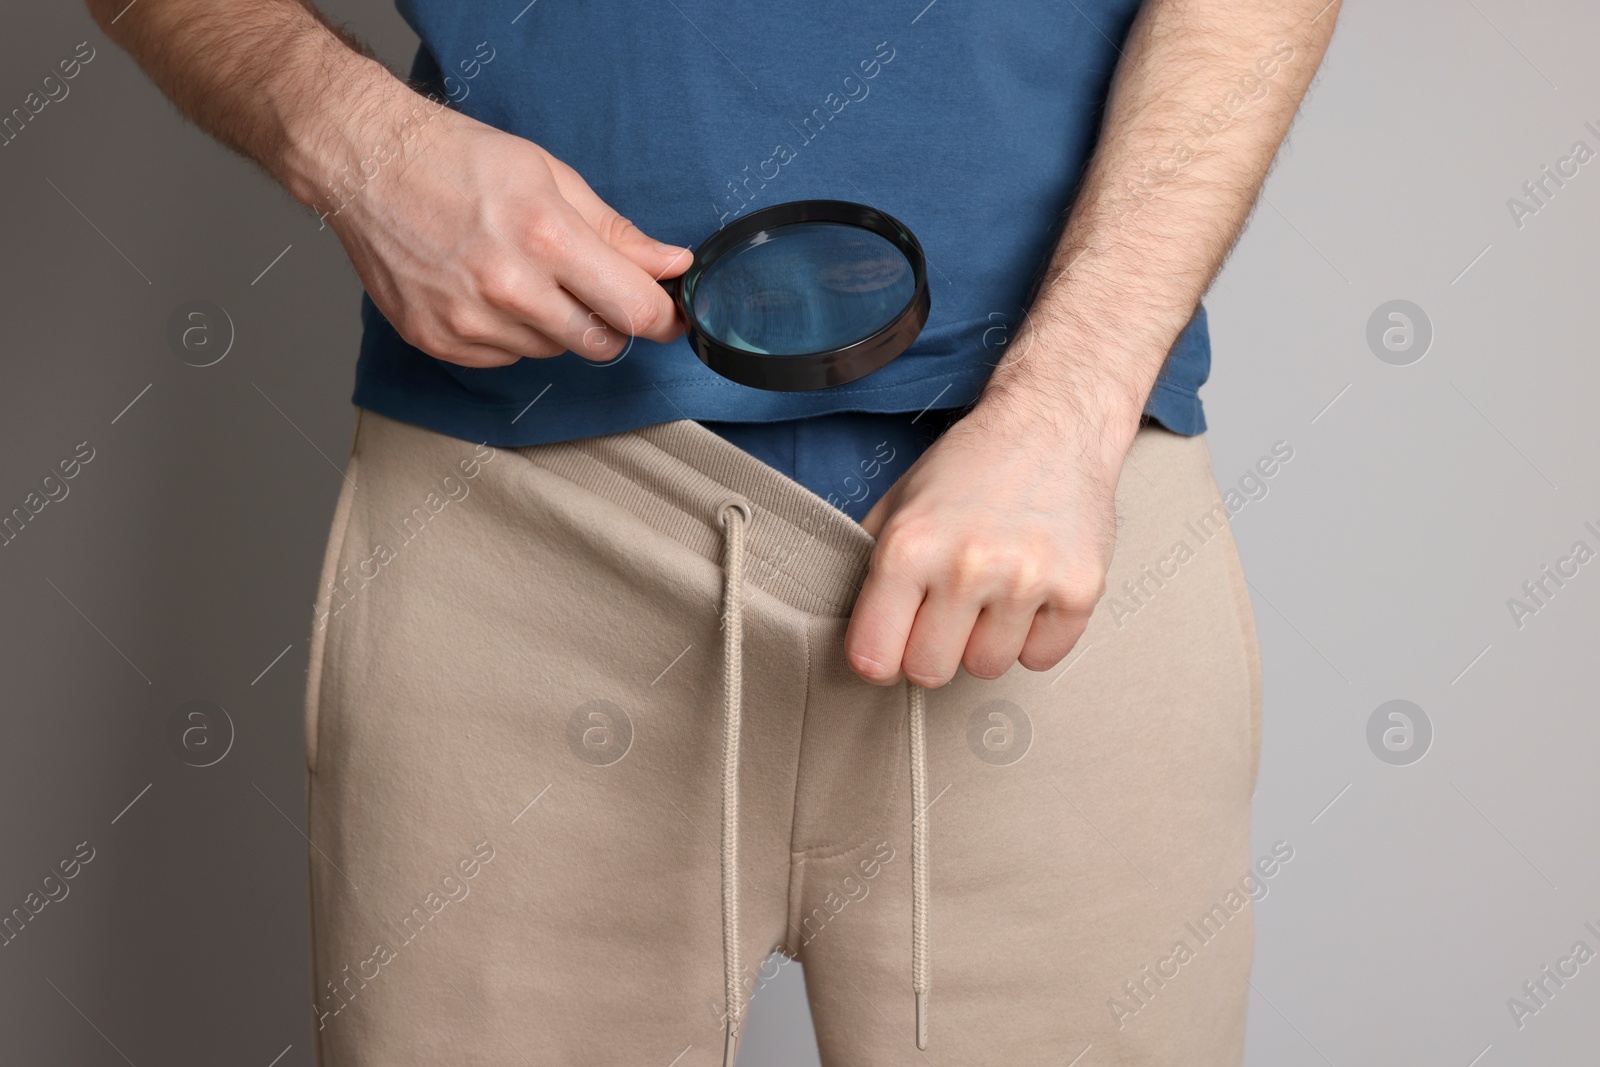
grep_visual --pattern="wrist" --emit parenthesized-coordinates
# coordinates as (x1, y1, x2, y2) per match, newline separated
(270, 52, 430, 217)
(978, 324, 1151, 468)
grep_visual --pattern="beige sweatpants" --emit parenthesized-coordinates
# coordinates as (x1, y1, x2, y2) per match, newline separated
(303, 407, 1261, 1066)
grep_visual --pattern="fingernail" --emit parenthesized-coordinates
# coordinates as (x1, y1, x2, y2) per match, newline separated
(655, 242, 689, 256)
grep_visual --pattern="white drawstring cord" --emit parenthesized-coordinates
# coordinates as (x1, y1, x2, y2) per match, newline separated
(717, 499, 931, 1058)
(909, 680, 930, 1050)
(719, 502, 748, 1067)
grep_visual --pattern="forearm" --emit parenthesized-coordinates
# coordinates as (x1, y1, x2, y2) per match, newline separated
(982, 0, 1339, 451)
(83, 0, 413, 214)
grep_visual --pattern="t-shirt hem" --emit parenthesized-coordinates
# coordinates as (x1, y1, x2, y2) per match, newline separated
(1146, 380, 1207, 436)
(349, 362, 995, 446)
(352, 370, 1206, 447)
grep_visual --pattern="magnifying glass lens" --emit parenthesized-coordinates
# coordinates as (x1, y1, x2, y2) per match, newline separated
(691, 222, 916, 356)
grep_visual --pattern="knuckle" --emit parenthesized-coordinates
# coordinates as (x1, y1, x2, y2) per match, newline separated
(997, 556, 1049, 602)
(1018, 644, 1068, 673)
(947, 542, 998, 591)
(625, 291, 669, 336)
(476, 261, 524, 308)
(875, 523, 934, 573)
(962, 652, 1009, 680)
(1052, 570, 1106, 613)
(438, 302, 490, 342)
(522, 212, 572, 258)
(523, 331, 566, 359)
(398, 315, 448, 357)
(597, 212, 641, 248)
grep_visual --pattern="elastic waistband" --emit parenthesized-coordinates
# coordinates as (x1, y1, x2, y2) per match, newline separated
(515, 419, 876, 618)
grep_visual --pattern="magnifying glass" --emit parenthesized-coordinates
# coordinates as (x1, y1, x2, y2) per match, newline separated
(663, 200, 930, 392)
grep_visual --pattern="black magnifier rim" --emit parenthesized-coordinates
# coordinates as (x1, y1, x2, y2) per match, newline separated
(670, 199, 930, 392)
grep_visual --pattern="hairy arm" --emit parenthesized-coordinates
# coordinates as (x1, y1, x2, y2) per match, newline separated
(85, 0, 689, 367)
(984, 0, 1340, 445)
(848, 0, 1340, 686)
(83, 0, 401, 210)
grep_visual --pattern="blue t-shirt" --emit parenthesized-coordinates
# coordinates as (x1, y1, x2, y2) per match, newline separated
(350, 0, 1211, 463)
(702, 407, 965, 523)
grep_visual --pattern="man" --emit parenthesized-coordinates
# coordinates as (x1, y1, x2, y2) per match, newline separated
(89, 0, 1336, 1062)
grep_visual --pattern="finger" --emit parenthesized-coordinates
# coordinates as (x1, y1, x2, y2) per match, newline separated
(542, 154, 693, 279)
(534, 210, 684, 344)
(901, 589, 984, 688)
(960, 601, 1041, 680)
(435, 340, 535, 368)
(845, 559, 927, 686)
(438, 280, 609, 361)
(409, 315, 563, 366)
(1017, 602, 1091, 673)
(858, 486, 899, 539)
(481, 274, 632, 362)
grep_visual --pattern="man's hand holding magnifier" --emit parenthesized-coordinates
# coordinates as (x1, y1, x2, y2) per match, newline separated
(283, 72, 694, 370)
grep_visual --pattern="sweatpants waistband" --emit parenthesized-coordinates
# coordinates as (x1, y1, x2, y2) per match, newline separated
(514, 418, 877, 619)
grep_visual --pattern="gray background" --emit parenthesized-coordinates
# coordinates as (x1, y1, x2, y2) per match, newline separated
(2, 1, 1596, 1064)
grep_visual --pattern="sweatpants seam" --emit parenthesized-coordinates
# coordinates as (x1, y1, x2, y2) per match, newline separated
(1216, 497, 1263, 791)
(548, 434, 864, 616)
(785, 854, 808, 959)
(522, 441, 767, 607)
(788, 834, 901, 960)
(617, 421, 874, 613)
(519, 437, 703, 537)
(782, 620, 815, 957)
(304, 411, 364, 777)
(1185, 434, 1261, 789)
(793, 699, 901, 861)
(305, 410, 363, 1067)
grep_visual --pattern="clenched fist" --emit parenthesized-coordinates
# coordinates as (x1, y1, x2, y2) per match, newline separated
(847, 387, 1128, 687)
